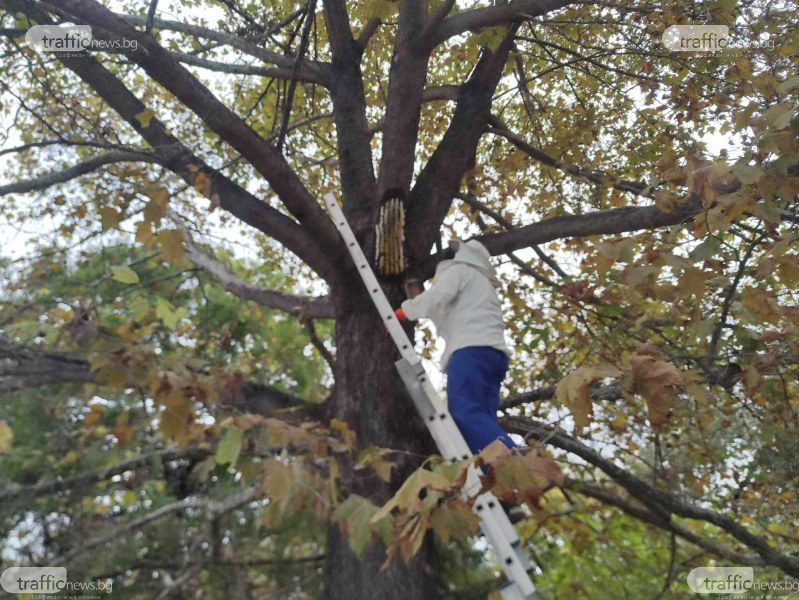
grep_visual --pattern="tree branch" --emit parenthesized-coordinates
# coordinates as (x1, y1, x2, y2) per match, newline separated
(59, 486, 257, 565)
(47, 0, 341, 258)
(0, 447, 210, 503)
(322, 0, 376, 216)
(0, 334, 317, 418)
(457, 191, 568, 278)
(505, 416, 799, 577)
(117, 13, 328, 84)
(0, 150, 161, 196)
(171, 211, 334, 320)
(564, 478, 766, 567)
(486, 115, 649, 197)
(433, 0, 575, 46)
(408, 27, 519, 267)
(3, 0, 336, 280)
(376, 0, 430, 196)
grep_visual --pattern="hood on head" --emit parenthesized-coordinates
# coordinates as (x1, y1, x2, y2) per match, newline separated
(453, 239, 500, 287)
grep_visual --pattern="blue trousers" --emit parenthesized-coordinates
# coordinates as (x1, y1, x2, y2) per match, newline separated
(446, 346, 515, 454)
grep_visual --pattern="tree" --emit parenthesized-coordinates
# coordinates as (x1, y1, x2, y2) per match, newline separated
(1, 0, 798, 598)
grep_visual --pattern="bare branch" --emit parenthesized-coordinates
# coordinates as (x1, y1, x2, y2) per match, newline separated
(433, 0, 576, 46)
(167, 50, 311, 80)
(276, 0, 317, 153)
(47, 0, 341, 258)
(457, 191, 568, 278)
(171, 211, 334, 320)
(0, 150, 160, 196)
(322, 0, 377, 214)
(59, 487, 257, 564)
(564, 478, 766, 566)
(487, 115, 649, 197)
(408, 26, 519, 266)
(118, 13, 328, 84)
(505, 415, 799, 577)
(484, 196, 701, 256)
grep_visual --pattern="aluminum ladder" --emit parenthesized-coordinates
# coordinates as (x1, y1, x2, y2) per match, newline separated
(323, 193, 541, 600)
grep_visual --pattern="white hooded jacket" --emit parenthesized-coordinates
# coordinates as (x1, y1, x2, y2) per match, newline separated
(400, 240, 512, 370)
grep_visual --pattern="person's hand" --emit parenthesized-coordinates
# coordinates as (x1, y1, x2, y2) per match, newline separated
(394, 308, 406, 321)
(403, 279, 423, 299)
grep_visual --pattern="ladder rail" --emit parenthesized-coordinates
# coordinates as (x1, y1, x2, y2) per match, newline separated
(323, 193, 540, 600)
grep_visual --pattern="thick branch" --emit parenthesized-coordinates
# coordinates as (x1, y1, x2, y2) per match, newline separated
(118, 14, 328, 84)
(564, 479, 766, 566)
(48, 0, 341, 258)
(172, 212, 334, 319)
(376, 0, 430, 196)
(0, 150, 160, 196)
(3, 0, 335, 280)
(505, 416, 799, 577)
(408, 28, 518, 266)
(0, 334, 316, 418)
(322, 0, 376, 216)
(433, 0, 575, 45)
(167, 50, 314, 81)
(480, 195, 703, 257)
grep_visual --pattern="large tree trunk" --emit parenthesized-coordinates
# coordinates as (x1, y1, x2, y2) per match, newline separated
(323, 284, 438, 599)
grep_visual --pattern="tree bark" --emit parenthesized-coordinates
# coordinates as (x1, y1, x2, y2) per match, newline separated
(322, 284, 437, 599)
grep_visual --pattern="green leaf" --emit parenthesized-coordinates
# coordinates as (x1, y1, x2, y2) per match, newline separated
(332, 494, 379, 556)
(156, 297, 188, 329)
(215, 427, 243, 466)
(733, 163, 765, 184)
(110, 265, 140, 284)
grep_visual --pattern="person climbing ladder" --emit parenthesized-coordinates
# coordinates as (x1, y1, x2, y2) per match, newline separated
(395, 239, 516, 454)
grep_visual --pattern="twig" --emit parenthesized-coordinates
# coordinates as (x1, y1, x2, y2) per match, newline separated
(276, 0, 316, 153)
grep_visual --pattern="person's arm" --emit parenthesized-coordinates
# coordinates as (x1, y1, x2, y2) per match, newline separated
(399, 266, 461, 321)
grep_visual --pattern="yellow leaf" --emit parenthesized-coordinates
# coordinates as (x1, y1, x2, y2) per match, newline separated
(134, 109, 155, 128)
(678, 267, 705, 298)
(136, 220, 154, 246)
(742, 286, 780, 324)
(156, 228, 184, 263)
(332, 494, 379, 556)
(430, 499, 480, 544)
(144, 186, 169, 223)
(192, 171, 212, 196)
(215, 427, 243, 466)
(555, 364, 622, 432)
(98, 206, 122, 230)
(158, 388, 194, 446)
(0, 421, 12, 453)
